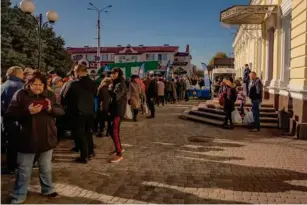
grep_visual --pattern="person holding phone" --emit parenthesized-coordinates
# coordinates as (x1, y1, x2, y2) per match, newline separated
(5, 71, 64, 204)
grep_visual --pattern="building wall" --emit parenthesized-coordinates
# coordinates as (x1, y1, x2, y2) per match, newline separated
(232, 0, 307, 138)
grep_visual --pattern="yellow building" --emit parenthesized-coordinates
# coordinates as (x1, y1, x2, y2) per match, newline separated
(220, 0, 307, 138)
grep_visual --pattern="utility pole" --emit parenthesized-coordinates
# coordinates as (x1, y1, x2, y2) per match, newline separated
(88, 3, 112, 70)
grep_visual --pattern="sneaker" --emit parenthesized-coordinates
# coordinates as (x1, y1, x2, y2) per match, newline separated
(109, 149, 125, 155)
(109, 155, 123, 163)
(11, 198, 25, 204)
(89, 153, 96, 160)
(43, 192, 59, 198)
(75, 157, 88, 164)
(250, 128, 260, 132)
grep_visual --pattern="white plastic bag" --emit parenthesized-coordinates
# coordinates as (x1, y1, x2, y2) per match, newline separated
(144, 103, 149, 115)
(125, 103, 133, 120)
(232, 109, 242, 124)
(195, 83, 200, 89)
(243, 110, 254, 125)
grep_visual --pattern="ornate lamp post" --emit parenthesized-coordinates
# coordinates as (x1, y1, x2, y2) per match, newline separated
(19, 0, 59, 70)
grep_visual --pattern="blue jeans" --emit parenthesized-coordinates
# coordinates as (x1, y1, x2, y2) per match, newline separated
(11, 150, 55, 204)
(251, 99, 261, 130)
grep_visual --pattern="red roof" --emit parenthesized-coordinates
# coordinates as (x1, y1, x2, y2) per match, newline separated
(66, 46, 179, 54)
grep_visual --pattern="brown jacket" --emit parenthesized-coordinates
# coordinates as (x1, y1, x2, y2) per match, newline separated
(5, 87, 64, 153)
(128, 81, 141, 109)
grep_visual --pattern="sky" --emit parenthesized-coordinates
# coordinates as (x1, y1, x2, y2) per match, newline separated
(12, 0, 248, 67)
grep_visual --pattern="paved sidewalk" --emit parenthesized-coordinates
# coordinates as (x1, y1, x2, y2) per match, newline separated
(2, 101, 307, 204)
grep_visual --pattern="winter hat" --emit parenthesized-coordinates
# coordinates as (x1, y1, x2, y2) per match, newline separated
(52, 76, 62, 86)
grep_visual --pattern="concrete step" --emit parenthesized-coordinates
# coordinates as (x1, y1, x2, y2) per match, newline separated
(189, 110, 278, 123)
(180, 113, 278, 128)
(198, 107, 278, 117)
(234, 102, 274, 108)
(190, 110, 224, 121)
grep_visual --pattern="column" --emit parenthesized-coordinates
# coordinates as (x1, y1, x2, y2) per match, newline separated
(261, 22, 267, 83)
(279, 14, 291, 89)
(287, 0, 307, 138)
(270, 0, 282, 89)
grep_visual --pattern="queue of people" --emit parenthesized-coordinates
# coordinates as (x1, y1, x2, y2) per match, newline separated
(1, 65, 141, 203)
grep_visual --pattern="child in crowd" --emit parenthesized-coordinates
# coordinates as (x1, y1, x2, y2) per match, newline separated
(237, 86, 247, 116)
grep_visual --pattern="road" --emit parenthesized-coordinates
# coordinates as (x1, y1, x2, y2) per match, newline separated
(2, 101, 307, 204)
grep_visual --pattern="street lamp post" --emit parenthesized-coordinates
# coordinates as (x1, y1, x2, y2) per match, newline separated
(88, 3, 112, 70)
(19, 0, 59, 70)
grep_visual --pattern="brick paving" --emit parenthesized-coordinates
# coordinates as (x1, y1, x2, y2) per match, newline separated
(1, 100, 307, 204)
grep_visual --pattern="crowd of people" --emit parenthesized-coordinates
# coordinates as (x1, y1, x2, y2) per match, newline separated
(217, 64, 263, 132)
(0, 64, 203, 203)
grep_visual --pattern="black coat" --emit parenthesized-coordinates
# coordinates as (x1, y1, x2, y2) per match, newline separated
(109, 77, 128, 117)
(223, 85, 236, 111)
(243, 68, 251, 83)
(249, 78, 263, 101)
(61, 76, 97, 116)
(146, 79, 158, 98)
(98, 85, 110, 112)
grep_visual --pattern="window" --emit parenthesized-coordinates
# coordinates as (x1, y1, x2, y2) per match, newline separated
(131, 56, 137, 62)
(102, 54, 108, 61)
(158, 54, 162, 61)
(146, 54, 155, 61)
(162, 54, 168, 61)
(119, 56, 125, 62)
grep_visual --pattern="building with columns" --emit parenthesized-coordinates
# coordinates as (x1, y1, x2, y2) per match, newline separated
(220, 0, 307, 138)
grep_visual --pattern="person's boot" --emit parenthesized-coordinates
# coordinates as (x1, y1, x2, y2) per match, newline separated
(222, 122, 228, 129)
(229, 123, 234, 130)
(71, 147, 79, 152)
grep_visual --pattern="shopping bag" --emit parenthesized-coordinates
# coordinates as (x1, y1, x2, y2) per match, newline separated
(243, 110, 254, 125)
(125, 103, 133, 120)
(144, 103, 149, 114)
(231, 109, 242, 124)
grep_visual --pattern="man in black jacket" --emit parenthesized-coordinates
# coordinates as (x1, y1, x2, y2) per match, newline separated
(146, 73, 158, 118)
(109, 68, 128, 163)
(243, 64, 251, 96)
(249, 72, 263, 132)
(62, 64, 97, 163)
